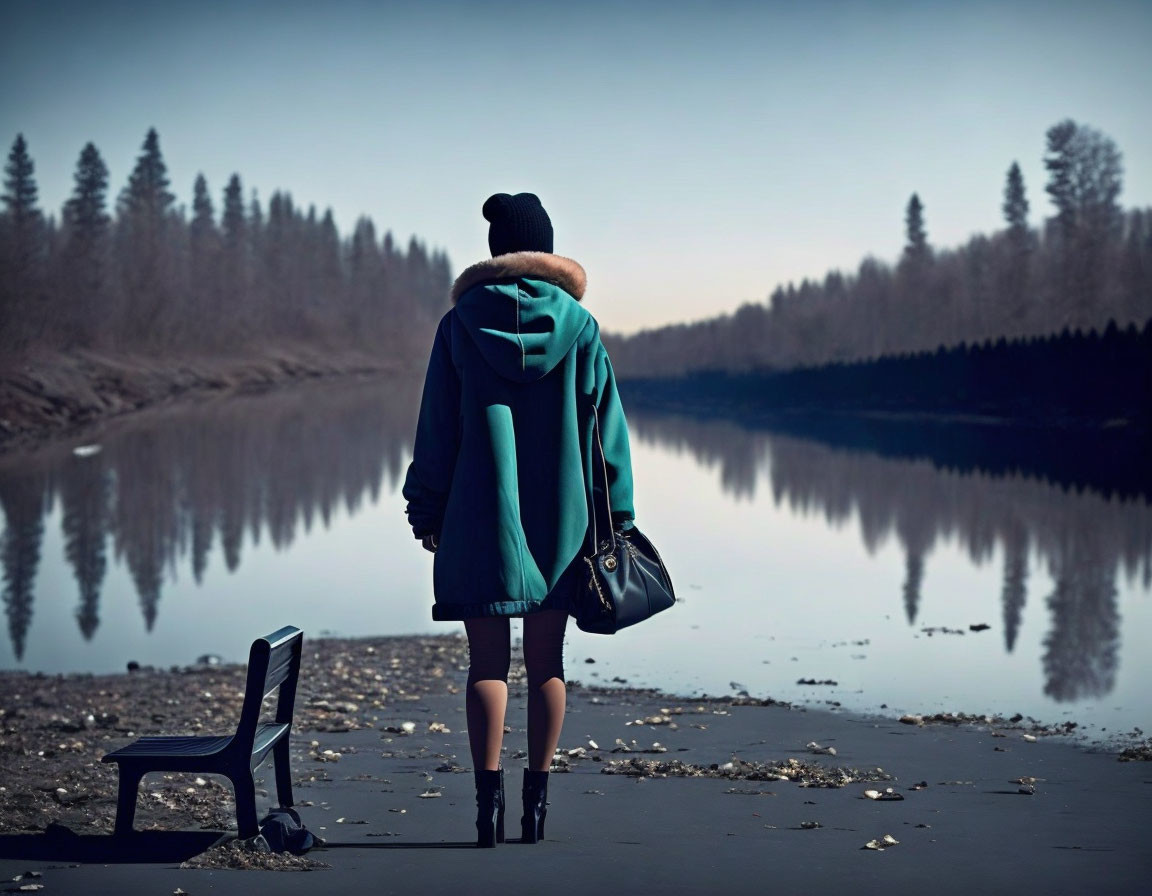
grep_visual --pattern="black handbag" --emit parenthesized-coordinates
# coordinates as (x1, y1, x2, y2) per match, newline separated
(573, 407, 676, 634)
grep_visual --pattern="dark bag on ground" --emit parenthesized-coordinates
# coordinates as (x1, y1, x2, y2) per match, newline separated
(257, 807, 321, 854)
(573, 408, 676, 634)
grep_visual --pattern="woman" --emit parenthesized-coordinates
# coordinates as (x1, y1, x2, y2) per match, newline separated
(402, 192, 635, 848)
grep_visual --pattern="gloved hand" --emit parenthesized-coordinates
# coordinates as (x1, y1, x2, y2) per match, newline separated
(421, 534, 438, 553)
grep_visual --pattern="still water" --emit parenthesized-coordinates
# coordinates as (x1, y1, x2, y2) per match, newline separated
(1, 377, 1149, 737)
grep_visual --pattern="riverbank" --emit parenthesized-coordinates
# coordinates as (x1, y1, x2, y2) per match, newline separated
(0, 347, 405, 454)
(0, 633, 1148, 894)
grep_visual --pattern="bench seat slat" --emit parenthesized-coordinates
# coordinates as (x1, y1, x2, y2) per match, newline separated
(252, 722, 290, 756)
(103, 734, 233, 760)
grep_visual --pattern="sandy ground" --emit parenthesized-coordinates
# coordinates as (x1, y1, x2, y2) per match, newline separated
(0, 633, 1149, 895)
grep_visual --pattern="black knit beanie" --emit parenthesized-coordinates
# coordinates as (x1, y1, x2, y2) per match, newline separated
(483, 192, 553, 257)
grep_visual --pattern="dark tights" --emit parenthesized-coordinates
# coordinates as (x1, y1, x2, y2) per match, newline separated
(464, 609, 568, 772)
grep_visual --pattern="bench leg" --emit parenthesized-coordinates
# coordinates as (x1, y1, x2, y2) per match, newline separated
(113, 767, 143, 837)
(232, 772, 260, 840)
(272, 737, 294, 808)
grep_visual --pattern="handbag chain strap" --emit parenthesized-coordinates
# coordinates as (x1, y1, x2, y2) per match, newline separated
(586, 405, 617, 560)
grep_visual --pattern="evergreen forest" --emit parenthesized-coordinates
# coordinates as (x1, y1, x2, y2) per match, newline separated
(0, 129, 452, 363)
(605, 120, 1152, 381)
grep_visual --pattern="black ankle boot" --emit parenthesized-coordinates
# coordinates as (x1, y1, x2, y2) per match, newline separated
(474, 769, 505, 848)
(521, 769, 549, 844)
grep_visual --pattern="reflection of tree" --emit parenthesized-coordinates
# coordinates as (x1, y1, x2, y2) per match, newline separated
(0, 375, 423, 658)
(60, 454, 109, 639)
(628, 415, 766, 500)
(0, 470, 46, 659)
(630, 409, 1150, 703)
(902, 549, 925, 625)
(113, 429, 176, 631)
(1042, 534, 1120, 702)
(895, 497, 936, 625)
(1001, 525, 1028, 653)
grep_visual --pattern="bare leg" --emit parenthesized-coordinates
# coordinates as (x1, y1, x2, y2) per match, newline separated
(464, 616, 511, 771)
(523, 609, 568, 772)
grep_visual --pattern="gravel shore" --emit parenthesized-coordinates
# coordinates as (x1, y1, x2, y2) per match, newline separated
(1, 633, 1149, 895)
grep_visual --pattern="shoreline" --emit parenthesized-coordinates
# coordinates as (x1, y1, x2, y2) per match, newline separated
(0, 347, 410, 455)
(1, 633, 1149, 893)
(2, 630, 1140, 752)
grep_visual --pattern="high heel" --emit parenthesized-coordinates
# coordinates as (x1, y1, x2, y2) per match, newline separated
(474, 768, 505, 848)
(520, 769, 549, 843)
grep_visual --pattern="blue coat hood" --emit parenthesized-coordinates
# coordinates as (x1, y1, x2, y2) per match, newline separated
(452, 252, 590, 383)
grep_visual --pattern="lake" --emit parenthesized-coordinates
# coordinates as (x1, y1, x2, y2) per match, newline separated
(1, 376, 1149, 738)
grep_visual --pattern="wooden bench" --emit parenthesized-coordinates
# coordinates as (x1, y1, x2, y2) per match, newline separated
(102, 625, 303, 839)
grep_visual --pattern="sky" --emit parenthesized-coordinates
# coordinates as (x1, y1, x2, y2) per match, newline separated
(2, 0, 1150, 334)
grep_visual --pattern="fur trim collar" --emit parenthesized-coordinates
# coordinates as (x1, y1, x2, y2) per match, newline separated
(451, 251, 587, 303)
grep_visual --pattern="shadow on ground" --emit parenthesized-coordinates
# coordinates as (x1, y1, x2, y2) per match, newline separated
(0, 826, 228, 864)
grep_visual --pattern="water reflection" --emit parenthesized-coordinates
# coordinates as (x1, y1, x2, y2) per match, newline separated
(2, 384, 1149, 711)
(628, 411, 1151, 703)
(0, 377, 421, 658)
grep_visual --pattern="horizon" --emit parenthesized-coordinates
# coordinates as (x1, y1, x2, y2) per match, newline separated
(3, 0, 1151, 334)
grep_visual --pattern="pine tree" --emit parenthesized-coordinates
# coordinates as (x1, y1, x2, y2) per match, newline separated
(2, 134, 40, 232)
(62, 142, 111, 345)
(188, 174, 220, 344)
(317, 208, 342, 326)
(349, 216, 380, 338)
(118, 128, 175, 224)
(190, 173, 215, 240)
(996, 162, 1035, 332)
(220, 174, 248, 341)
(1, 134, 46, 349)
(1002, 162, 1029, 237)
(117, 128, 176, 342)
(902, 193, 930, 267)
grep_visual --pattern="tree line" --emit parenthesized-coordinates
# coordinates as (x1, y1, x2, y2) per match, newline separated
(622, 322, 1152, 431)
(0, 129, 451, 360)
(606, 120, 1152, 378)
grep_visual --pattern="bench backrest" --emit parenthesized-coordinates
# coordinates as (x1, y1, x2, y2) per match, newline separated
(235, 625, 304, 748)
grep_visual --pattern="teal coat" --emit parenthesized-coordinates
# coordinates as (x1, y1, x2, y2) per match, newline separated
(402, 252, 635, 620)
